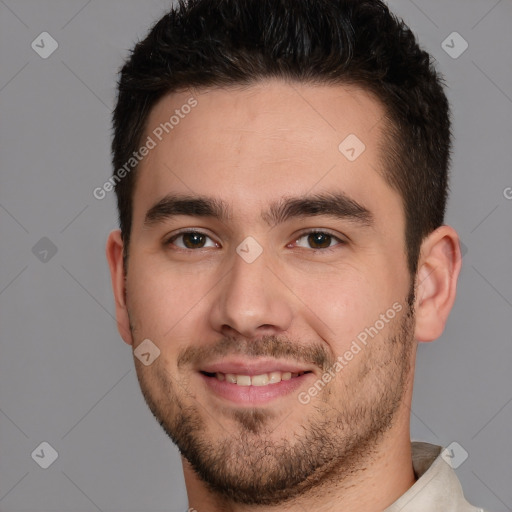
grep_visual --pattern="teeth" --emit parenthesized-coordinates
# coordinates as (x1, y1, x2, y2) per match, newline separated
(268, 371, 281, 384)
(236, 375, 251, 386)
(251, 374, 269, 386)
(213, 370, 306, 386)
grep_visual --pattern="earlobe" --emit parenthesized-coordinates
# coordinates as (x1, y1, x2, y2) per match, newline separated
(414, 226, 462, 343)
(106, 230, 134, 345)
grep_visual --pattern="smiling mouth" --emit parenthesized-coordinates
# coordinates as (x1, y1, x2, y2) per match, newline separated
(200, 370, 313, 387)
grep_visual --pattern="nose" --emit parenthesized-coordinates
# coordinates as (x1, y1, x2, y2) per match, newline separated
(208, 245, 293, 339)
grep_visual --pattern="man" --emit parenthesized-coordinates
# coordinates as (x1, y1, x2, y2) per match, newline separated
(106, 0, 486, 510)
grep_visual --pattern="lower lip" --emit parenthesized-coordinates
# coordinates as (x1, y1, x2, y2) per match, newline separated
(199, 373, 314, 406)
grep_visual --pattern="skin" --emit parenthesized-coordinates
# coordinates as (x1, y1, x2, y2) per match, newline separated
(106, 80, 461, 511)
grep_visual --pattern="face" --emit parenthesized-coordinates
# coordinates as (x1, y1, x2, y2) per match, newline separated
(121, 81, 416, 504)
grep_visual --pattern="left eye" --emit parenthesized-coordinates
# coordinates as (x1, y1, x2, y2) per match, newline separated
(294, 231, 343, 250)
(168, 231, 218, 249)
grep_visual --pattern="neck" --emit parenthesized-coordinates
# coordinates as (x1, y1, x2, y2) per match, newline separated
(182, 416, 415, 512)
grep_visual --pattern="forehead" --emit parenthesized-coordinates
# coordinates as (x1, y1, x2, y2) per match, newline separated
(132, 80, 401, 229)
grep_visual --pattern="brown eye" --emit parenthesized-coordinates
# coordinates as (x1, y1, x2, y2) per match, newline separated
(307, 232, 333, 249)
(293, 231, 344, 250)
(168, 231, 218, 249)
(182, 232, 206, 248)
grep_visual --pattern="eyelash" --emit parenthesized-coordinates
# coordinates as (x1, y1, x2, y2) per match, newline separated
(164, 229, 346, 251)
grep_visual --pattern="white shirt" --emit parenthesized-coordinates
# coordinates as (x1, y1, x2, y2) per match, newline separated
(185, 442, 488, 511)
(385, 442, 487, 511)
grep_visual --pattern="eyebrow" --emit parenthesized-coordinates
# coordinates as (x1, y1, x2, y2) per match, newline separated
(144, 195, 229, 226)
(263, 192, 373, 227)
(143, 192, 373, 228)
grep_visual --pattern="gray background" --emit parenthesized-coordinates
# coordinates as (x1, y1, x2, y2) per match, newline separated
(0, 0, 511, 510)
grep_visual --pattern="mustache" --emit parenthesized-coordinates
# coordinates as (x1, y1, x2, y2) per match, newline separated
(176, 335, 335, 372)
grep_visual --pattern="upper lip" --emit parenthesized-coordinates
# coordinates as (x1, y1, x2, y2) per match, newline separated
(199, 358, 315, 376)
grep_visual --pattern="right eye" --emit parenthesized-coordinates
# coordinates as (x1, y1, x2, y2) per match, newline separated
(166, 231, 220, 250)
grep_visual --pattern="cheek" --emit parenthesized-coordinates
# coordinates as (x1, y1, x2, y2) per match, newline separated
(292, 266, 398, 351)
(126, 262, 209, 340)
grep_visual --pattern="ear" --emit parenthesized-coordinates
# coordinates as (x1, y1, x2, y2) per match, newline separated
(414, 225, 462, 342)
(106, 230, 134, 345)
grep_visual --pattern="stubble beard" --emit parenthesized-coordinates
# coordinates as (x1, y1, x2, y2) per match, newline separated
(133, 296, 416, 506)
